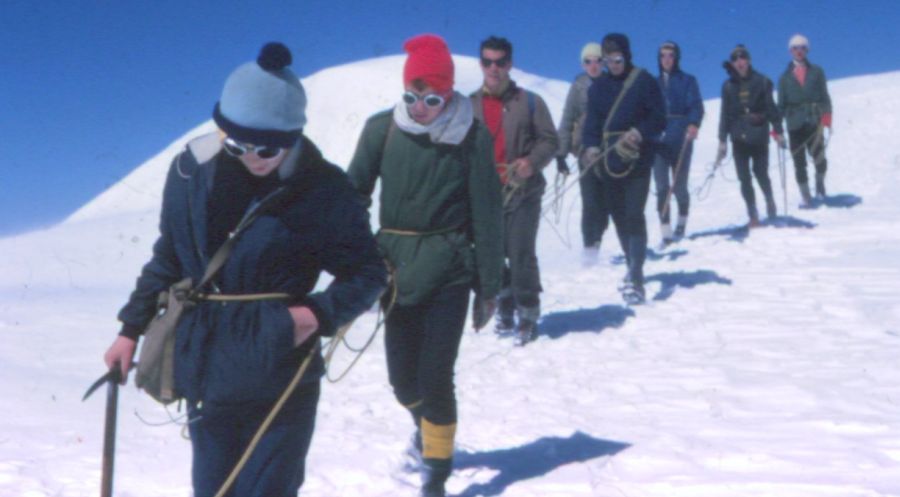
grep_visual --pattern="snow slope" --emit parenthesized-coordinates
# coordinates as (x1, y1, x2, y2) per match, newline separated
(1, 57, 899, 497)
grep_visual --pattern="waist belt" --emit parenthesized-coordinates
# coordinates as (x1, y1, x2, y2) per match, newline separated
(380, 225, 462, 237)
(193, 292, 291, 302)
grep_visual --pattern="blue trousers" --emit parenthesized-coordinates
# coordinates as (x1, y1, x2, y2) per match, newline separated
(603, 171, 651, 284)
(187, 381, 320, 497)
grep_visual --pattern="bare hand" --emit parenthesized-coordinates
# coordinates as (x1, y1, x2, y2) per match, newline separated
(685, 124, 699, 141)
(511, 158, 533, 179)
(624, 127, 642, 145)
(288, 306, 319, 346)
(104, 336, 137, 385)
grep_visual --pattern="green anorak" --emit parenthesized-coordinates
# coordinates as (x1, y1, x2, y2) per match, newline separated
(348, 109, 503, 306)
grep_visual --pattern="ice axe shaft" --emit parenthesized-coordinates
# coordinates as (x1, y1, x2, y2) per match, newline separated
(85, 366, 121, 497)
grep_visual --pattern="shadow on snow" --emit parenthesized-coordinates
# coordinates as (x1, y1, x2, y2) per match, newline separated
(801, 193, 863, 209)
(645, 269, 733, 301)
(539, 304, 634, 339)
(610, 247, 688, 266)
(454, 431, 630, 497)
(689, 215, 816, 243)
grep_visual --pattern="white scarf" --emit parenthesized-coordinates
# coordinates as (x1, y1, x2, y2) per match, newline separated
(392, 91, 474, 145)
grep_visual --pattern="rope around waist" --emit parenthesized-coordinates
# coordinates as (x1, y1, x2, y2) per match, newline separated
(380, 225, 463, 237)
(193, 292, 291, 302)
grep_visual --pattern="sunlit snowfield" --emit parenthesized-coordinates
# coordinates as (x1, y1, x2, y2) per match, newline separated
(1, 57, 898, 497)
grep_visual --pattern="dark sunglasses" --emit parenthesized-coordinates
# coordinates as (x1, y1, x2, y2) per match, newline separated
(583, 58, 602, 65)
(480, 55, 510, 68)
(730, 53, 749, 62)
(402, 91, 446, 108)
(604, 56, 625, 65)
(223, 137, 283, 159)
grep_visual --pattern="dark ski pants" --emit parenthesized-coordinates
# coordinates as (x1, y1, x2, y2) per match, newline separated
(603, 171, 651, 284)
(732, 141, 775, 218)
(187, 382, 320, 497)
(788, 124, 827, 185)
(385, 283, 469, 427)
(500, 184, 543, 314)
(652, 143, 692, 224)
(578, 166, 611, 248)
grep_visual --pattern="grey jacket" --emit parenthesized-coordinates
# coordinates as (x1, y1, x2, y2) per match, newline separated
(556, 72, 594, 159)
(470, 81, 559, 192)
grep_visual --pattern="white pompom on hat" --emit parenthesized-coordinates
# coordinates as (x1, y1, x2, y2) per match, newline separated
(213, 42, 307, 148)
(788, 34, 810, 49)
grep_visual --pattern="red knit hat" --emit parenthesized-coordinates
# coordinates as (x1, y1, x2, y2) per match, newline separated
(403, 34, 454, 93)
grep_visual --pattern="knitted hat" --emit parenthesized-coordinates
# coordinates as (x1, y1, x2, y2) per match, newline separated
(403, 34, 454, 93)
(730, 44, 751, 61)
(788, 34, 809, 49)
(213, 42, 307, 148)
(580, 42, 603, 62)
(602, 33, 632, 64)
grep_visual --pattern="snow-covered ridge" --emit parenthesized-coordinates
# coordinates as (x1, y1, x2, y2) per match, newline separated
(1, 59, 899, 497)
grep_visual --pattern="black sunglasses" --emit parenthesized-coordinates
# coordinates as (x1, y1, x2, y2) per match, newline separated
(223, 137, 283, 159)
(583, 58, 602, 65)
(480, 55, 510, 68)
(402, 91, 446, 108)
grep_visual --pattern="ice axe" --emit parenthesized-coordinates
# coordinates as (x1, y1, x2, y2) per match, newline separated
(83, 365, 122, 497)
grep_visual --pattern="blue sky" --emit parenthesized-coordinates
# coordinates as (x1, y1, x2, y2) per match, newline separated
(2, 0, 897, 236)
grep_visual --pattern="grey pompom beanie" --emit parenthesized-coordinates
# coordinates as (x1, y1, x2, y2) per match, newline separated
(213, 42, 307, 148)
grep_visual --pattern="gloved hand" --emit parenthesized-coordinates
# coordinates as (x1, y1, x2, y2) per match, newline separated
(715, 141, 727, 164)
(472, 295, 497, 332)
(556, 156, 570, 175)
(581, 146, 602, 168)
(820, 112, 832, 128)
(614, 128, 642, 162)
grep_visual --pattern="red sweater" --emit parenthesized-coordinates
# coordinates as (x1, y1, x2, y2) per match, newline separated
(481, 94, 508, 183)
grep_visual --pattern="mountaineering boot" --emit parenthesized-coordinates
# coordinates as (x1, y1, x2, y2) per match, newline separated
(673, 215, 688, 240)
(621, 280, 646, 305)
(514, 319, 537, 346)
(420, 459, 451, 497)
(494, 288, 515, 334)
(798, 182, 813, 208)
(420, 418, 455, 497)
(815, 172, 827, 199)
(494, 313, 514, 334)
(514, 305, 540, 346)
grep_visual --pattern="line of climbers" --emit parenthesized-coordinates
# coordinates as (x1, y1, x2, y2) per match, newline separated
(102, 31, 832, 497)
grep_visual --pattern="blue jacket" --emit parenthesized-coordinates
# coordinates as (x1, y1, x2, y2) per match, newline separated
(118, 133, 387, 407)
(656, 69, 704, 159)
(582, 66, 666, 176)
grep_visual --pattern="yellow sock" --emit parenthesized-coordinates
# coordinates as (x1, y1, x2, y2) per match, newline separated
(420, 418, 456, 459)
